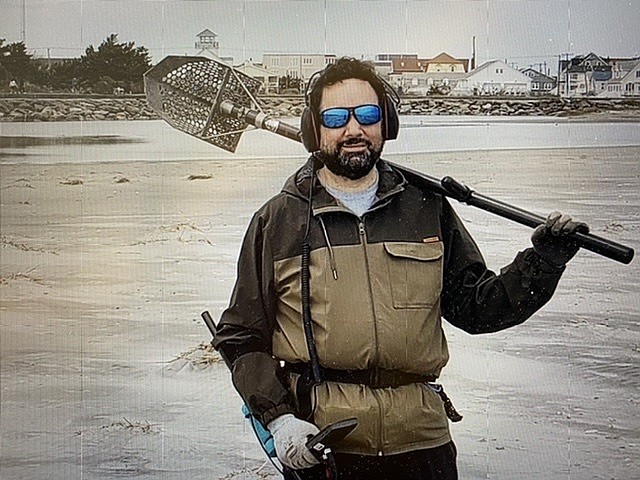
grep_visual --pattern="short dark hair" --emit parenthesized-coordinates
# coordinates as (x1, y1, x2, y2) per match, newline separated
(308, 57, 387, 113)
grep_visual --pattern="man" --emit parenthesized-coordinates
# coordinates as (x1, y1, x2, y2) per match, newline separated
(213, 57, 587, 480)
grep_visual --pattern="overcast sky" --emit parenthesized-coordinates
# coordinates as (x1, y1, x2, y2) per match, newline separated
(2, 0, 639, 73)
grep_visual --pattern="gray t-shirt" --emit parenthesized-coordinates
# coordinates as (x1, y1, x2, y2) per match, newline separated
(322, 176, 379, 218)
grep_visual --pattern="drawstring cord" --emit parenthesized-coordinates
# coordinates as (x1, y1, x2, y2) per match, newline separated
(318, 216, 338, 280)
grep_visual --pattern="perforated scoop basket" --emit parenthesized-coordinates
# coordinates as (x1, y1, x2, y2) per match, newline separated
(144, 56, 263, 152)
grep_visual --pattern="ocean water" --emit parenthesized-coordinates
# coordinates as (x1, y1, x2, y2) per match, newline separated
(1, 115, 639, 164)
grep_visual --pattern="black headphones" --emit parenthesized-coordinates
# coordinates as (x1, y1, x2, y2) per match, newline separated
(300, 70, 400, 153)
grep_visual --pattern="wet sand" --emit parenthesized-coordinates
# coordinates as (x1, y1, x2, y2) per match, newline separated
(1, 147, 639, 479)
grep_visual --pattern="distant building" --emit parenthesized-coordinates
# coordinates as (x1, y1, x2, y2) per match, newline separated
(608, 57, 640, 82)
(195, 29, 219, 56)
(452, 60, 531, 96)
(621, 60, 640, 97)
(373, 54, 418, 79)
(600, 59, 640, 97)
(195, 29, 233, 64)
(557, 52, 640, 97)
(262, 53, 336, 82)
(423, 52, 469, 73)
(375, 53, 419, 62)
(234, 60, 279, 94)
(386, 52, 470, 95)
(520, 67, 556, 95)
(557, 52, 611, 97)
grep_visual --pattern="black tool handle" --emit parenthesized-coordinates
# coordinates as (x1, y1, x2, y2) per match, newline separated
(201, 310, 218, 338)
(440, 175, 634, 265)
(389, 163, 635, 265)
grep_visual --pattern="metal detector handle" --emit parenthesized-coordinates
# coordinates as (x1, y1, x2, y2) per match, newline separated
(201, 310, 218, 339)
(438, 175, 635, 265)
(385, 161, 634, 265)
(201, 311, 232, 368)
(305, 418, 358, 461)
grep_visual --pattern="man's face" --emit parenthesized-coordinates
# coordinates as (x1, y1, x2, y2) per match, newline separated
(318, 78, 384, 180)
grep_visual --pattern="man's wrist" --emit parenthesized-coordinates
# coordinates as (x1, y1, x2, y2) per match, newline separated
(532, 247, 567, 272)
(267, 413, 295, 432)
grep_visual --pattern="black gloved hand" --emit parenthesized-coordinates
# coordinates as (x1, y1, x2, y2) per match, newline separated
(532, 211, 589, 267)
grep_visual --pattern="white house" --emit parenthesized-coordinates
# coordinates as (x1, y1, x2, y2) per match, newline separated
(452, 60, 531, 96)
(621, 61, 640, 97)
(600, 59, 640, 97)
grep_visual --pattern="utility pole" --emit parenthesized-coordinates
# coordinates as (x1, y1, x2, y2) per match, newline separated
(21, 0, 27, 43)
(564, 54, 569, 97)
(471, 36, 476, 70)
(556, 55, 561, 96)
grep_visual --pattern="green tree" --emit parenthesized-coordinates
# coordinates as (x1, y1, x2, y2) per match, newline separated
(79, 34, 152, 93)
(45, 58, 84, 92)
(0, 39, 34, 89)
(0, 63, 8, 88)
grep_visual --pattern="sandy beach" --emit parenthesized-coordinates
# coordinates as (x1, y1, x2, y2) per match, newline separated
(1, 144, 639, 479)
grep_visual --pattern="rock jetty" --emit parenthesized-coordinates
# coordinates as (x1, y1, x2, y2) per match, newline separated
(0, 97, 159, 122)
(1, 95, 639, 122)
(259, 96, 640, 118)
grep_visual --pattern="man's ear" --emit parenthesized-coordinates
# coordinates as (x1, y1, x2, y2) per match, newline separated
(301, 106, 320, 152)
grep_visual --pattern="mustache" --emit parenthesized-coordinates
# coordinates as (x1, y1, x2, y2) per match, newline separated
(339, 137, 371, 148)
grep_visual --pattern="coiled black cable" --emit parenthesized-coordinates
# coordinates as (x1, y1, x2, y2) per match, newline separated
(301, 242, 322, 384)
(301, 155, 323, 384)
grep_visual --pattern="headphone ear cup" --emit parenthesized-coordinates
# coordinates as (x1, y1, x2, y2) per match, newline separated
(383, 94, 399, 141)
(301, 106, 319, 152)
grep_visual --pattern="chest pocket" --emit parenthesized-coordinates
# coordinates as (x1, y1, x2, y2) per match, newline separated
(384, 242, 444, 309)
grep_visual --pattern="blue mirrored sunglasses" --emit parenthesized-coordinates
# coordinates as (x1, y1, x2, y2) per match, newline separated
(319, 104, 382, 129)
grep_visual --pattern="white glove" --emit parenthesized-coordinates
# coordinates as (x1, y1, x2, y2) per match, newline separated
(267, 414, 321, 469)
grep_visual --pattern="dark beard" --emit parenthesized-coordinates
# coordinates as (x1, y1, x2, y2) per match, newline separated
(319, 139, 382, 180)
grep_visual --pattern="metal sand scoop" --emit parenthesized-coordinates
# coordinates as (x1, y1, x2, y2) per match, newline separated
(144, 55, 299, 152)
(144, 56, 634, 265)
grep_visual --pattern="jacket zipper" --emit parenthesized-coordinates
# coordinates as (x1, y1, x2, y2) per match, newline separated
(358, 219, 385, 454)
(358, 220, 379, 359)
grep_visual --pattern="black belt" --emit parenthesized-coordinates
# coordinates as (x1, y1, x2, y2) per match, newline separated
(286, 363, 436, 389)
(286, 363, 462, 423)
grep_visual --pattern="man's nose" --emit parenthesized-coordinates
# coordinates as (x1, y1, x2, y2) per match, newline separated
(344, 114, 363, 135)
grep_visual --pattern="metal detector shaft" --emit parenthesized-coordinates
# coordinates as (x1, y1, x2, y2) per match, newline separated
(394, 164, 634, 264)
(219, 100, 301, 143)
(220, 103, 634, 265)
